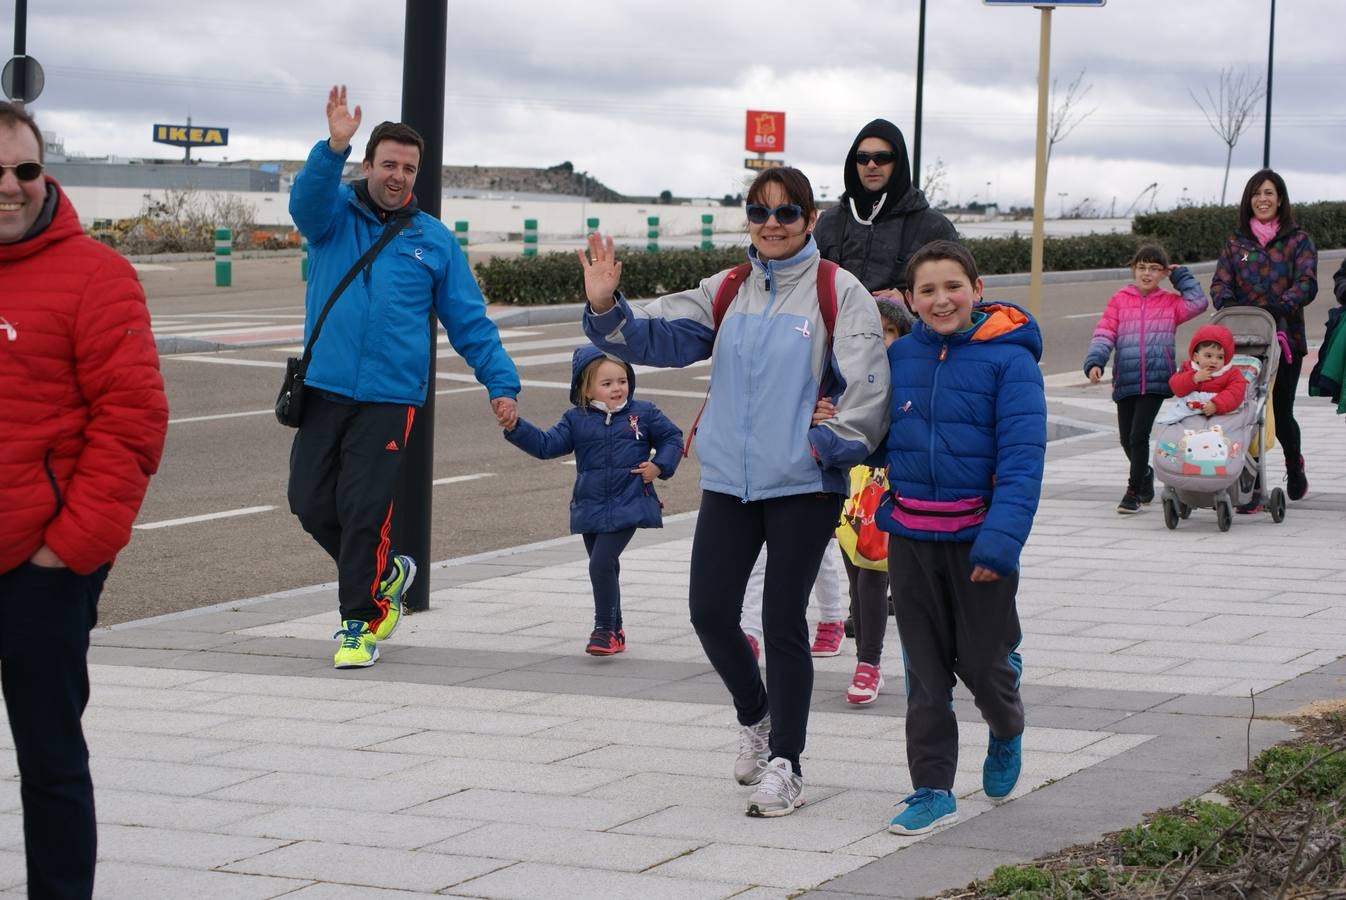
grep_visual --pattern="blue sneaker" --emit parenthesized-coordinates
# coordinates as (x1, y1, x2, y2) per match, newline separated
(888, 788, 957, 835)
(983, 732, 1022, 799)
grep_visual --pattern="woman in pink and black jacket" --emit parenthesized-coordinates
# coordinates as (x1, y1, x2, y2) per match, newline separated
(1211, 168, 1317, 509)
(1084, 243, 1207, 513)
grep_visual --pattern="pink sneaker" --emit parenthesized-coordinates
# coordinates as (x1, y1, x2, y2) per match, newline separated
(810, 620, 845, 658)
(846, 662, 884, 704)
(745, 632, 760, 661)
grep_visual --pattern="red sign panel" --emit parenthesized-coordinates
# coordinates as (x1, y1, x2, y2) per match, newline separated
(745, 110, 785, 153)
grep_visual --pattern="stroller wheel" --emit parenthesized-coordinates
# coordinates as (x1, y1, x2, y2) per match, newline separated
(1216, 499, 1233, 533)
(1162, 498, 1179, 530)
(1269, 488, 1286, 523)
(1178, 502, 1191, 520)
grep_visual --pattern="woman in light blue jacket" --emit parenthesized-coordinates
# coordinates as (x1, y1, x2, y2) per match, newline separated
(580, 167, 889, 818)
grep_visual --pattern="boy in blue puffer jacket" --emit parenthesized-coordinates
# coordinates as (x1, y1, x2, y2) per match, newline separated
(1083, 244, 1207, 513)
(504, 346, 682, 656)
(877, 240, 1046, 837)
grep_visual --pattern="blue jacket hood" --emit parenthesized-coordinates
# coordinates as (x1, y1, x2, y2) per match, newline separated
(570, 345, 636, 407)
(913, 300, 1043, 362)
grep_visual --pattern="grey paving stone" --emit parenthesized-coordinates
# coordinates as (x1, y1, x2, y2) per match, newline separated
(224, 807, 482, 850)
(202, 743, 436, 778)
(1036, 686, 1179, 712)
(456, 668, 670, 697)
(518, 653, 709, 681)
(403, 787, 665, 830)
(616, 803, 878, 854)
(1249, 673, 1346, 701)
(581, 771, 751, 810)
(362, 731, 601, 764)
(441, 861, 746, 899)
(386, 756, 615, 795)
(159, 649, 332, 676)
(818, 843, 1031, 898)
(219, 840, 508, 892)
(1023, 704, 1142, 731)
(90, 628, 240, 651)
(95, 822, 287, 869)
(94, 788, 275, 830)
(424, 822, 704, 872)
(650, 842, 872, 889)
(92, 860, 307, 900)
(277, 885, 446, 899)
(1149, 692, 1301, 717)
(0, 850, 20, 892)
(205, 771, 458, 814)
(81, 705, 236, 736)
(192, 715, 416, 750)
(87, 646, 193, 668)
(90, 756, 264, 797)
(352, 705, 573, 736)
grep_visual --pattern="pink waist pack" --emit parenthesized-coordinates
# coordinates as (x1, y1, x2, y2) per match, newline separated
(889, 491, 988, 533)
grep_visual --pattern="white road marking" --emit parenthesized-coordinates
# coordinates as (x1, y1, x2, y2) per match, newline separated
(431, 473, 496, 486)
(166, 355, 286, 368)
(135, 506, 275, 530)
(170, 409, 274, 425)
(1061, 312, 1102, 320)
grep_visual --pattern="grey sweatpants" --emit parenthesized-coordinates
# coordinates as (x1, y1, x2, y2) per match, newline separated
(889, 535, 1024, 791)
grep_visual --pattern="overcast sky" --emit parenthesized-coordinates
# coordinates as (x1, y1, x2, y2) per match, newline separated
(12, 0, 1345, 213)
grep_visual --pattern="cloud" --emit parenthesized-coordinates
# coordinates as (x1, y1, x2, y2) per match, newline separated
(14, 0, 1346, 205)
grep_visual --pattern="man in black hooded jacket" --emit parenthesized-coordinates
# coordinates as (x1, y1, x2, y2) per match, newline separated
(813, 119, 957, 296)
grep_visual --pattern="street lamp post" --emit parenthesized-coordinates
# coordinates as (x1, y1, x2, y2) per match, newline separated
(393, 0, 448, 613)
(1262, 0, 1275, 167)
(912, 0, 927, 190)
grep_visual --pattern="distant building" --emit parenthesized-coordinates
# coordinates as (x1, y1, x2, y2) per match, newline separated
(44, 159, 280, 192)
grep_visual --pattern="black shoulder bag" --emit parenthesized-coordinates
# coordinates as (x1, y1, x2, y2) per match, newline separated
(275, 215, 412, 427)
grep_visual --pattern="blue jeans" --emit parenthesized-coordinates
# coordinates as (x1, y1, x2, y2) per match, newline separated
(0, 560, 106, 899)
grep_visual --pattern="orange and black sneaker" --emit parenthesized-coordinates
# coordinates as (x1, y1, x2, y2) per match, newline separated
(585, 627, 626, 657)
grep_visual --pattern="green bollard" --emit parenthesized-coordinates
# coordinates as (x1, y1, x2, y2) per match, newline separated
(454, 220, 469, 247)
(301, 237, 309, 282)
(523, 218, 538, 257)
(700, 214, 714, 251)
(586, 216, 599, 234)
(214, 227, 232, 287)
(646, 216, 659, 253)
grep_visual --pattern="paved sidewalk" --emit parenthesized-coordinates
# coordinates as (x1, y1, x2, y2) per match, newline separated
(2, 379, 1342, 898)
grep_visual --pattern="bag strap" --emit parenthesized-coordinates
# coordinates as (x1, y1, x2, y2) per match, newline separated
(682, 258, 839, 457)
(299, 213, 413, 371)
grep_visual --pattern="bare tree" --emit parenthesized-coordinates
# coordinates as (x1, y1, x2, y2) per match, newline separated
(1046, 69, 1096, 179)
(1191, 67, 1265, 205)
(921, 157, 949, 209)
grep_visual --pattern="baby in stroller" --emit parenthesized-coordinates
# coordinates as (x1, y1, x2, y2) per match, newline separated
(1165, 325, 1247, 418)
(1151, 307, 1286, 531)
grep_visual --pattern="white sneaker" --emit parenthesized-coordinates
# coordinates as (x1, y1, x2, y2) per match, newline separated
(746, 757, 804, 817)
(734, 714, 771, 785)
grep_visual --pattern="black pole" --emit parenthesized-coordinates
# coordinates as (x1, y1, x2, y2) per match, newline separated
(912, 0, 926, 190)
(394, 0, 447, 612)
(1262, 0, 1275, 168)
(12, 0, 28, 106)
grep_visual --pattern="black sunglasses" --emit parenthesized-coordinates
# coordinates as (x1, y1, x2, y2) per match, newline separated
(745, 203, 803, 226)
(0, 161, 43, 182)
(855, 151, 896, 167)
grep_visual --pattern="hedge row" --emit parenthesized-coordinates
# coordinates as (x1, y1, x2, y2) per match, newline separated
(474, 203, 1346, 305)
(1132, 201, 1346, 263)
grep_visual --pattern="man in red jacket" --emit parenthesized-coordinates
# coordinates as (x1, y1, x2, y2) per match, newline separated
(0, 103, 167, 899)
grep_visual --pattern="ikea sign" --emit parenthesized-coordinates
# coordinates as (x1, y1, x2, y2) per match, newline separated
(153, 124, 229, 148)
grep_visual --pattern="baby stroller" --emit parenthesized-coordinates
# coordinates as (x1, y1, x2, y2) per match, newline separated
(1151, 306, 1286, 532)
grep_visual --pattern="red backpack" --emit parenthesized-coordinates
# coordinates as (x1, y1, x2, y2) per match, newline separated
(683, 259, 840, 457)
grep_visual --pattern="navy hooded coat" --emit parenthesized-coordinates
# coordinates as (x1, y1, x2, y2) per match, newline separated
(504, 346, 683, 534)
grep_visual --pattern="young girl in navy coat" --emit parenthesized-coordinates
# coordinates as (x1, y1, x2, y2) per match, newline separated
(504, 346, 682, 655)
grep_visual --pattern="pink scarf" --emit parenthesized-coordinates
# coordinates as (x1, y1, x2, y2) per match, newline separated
(1250, 217, 1279, 247)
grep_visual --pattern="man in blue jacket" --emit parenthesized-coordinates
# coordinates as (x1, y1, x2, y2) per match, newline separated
(288, 85, 520, 669)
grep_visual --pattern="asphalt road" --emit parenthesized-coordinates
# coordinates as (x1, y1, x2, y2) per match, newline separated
(104, 254, 1336, 625)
